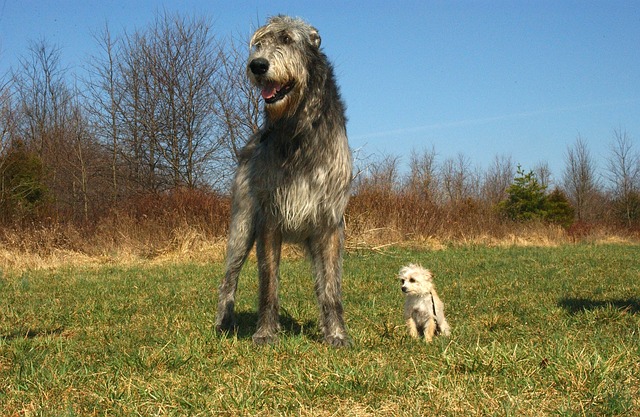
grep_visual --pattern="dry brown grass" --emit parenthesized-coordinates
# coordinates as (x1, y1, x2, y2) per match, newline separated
(1, 188, 637, 272)
(0, 224, 228, 271)
(2, 222, 635, 273)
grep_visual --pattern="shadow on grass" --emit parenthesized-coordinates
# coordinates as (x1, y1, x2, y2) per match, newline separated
(224, 309, 319, 341)
(558, 298, 640, 315)
(1, 326, 65, 341)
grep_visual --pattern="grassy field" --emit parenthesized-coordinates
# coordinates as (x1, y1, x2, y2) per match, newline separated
(1, 244, 639, 416)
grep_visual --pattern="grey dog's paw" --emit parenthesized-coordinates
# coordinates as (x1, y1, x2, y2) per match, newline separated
(214, 315, 237, 334)
(252, 330, 279, 346)
(324, 334, 352, 348)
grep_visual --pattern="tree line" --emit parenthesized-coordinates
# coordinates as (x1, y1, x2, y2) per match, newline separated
(353, 130, 639, 233)
(1, 12, 258, 225)
(1, 11, 638, 236)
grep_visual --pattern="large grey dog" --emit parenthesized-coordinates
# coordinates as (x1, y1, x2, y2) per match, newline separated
(215, 15, 352, 347)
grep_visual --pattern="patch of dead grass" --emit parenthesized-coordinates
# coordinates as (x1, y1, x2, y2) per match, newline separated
(1, 220, 637, 272)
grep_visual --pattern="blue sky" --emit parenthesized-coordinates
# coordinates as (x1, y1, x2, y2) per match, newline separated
(1, 1, 639, 185)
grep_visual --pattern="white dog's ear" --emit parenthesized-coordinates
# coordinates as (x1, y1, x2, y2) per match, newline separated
(398, 265, 409, 278)
(415, 265, 432, 280)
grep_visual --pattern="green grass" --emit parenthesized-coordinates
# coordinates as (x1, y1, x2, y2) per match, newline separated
(1, 244, 639, 416)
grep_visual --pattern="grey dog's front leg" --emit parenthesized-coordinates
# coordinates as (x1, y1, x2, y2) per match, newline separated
(308, 224, 350, 347)
(252, 218, 282, 345)
(215, 160, 255, 332)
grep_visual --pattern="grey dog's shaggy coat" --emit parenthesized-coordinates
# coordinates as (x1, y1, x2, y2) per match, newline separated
(215, 16, 352, 346)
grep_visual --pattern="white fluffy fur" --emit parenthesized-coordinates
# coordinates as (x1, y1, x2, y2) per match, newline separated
(399, 264, 451, 342)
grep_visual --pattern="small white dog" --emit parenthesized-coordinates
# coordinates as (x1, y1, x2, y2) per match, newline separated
(399, 264, 451, 342)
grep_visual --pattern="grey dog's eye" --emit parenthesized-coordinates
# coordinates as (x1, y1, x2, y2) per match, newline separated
(280, 32, 293, 44)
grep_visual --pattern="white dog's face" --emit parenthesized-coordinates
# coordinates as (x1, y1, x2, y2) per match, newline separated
(399, 264, 434, 296)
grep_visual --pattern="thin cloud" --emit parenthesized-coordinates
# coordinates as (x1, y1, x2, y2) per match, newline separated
(351, 98, 639, 141)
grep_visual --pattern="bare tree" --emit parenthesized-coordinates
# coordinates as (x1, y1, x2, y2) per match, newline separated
(85, 11, 263, 195)
(85, 24, 123, 203)
(482, 154, 514, 205)
(9, 40, 110, 222)
(144, 12, 225, 188)
(562, 136, 599, 221)
(534, 161, 552, 190)
(68, 91, 92, 222)
(12, 40, 77, 217)
(13, 40, 72, 158)
(606, 129, 640, 226)
(118, 30, 156, 191)
(440, 152, 478, 204)
(354, 153, 401, 194)
(405, 146, 439, 202)
(124, 12, 256, 191)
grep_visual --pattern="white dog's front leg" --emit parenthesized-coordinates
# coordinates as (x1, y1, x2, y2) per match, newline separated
(423, 317, 436, 343)
(406, 318, 419, 338)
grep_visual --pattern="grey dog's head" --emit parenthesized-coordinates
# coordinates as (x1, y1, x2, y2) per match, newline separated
(247, 15, 322, 120)
(399, 264, 434, 296)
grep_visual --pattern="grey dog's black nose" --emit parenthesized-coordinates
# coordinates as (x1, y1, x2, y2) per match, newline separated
(249, 58, 269, 75)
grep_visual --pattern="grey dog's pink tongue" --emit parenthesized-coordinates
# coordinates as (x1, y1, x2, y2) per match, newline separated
(261, 83, 280, 100)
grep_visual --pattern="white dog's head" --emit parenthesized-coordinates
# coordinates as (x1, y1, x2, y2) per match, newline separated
(398, 264, 434, 296)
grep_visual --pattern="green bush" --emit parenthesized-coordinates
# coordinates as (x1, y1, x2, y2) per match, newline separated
(498, 166, 575, 227)
(0, 141, 48, 223)
(545, 188, 575, 228)
(498, 165, 548, 221)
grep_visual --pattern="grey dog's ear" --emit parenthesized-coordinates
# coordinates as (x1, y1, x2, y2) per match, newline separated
(309, 28, 321, 48)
